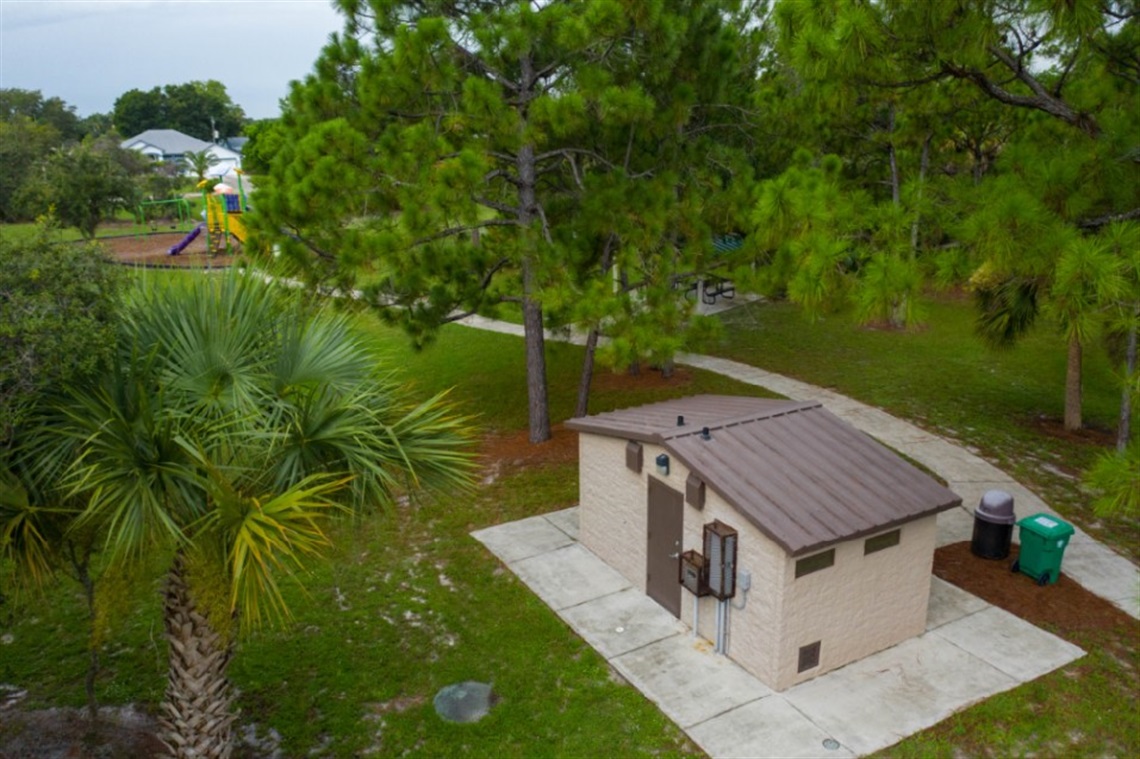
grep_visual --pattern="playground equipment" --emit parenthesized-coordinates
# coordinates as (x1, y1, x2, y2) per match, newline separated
(199, 170, 251, 255)
(137, 197, 193, 236)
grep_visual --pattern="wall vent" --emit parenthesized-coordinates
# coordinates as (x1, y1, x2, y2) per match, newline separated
(798, 641, 821, 672)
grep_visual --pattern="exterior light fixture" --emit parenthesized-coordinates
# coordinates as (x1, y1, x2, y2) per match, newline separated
(655, 453, 670, 476)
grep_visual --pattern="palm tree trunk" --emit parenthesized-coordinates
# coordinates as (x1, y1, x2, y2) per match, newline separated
(159, 553, 236, 759)
(1064, 335, 1083, 431)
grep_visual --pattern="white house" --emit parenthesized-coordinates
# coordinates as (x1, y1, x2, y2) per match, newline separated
(120, 129, 241, 179)
(566, 394, 962, 691)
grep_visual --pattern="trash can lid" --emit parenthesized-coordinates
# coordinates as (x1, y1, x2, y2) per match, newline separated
(975, 490, 1016, 525)
(1017, 513, 1075, 538)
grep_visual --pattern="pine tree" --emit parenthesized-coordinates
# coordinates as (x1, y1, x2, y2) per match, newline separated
(767, 0, 1140, 430)
(253, 0, 762, 440)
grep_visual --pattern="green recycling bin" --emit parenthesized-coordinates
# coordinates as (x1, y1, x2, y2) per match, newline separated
(1012, 513, 1074, 586)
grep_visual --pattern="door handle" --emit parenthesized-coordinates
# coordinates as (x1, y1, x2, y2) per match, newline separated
(669, 553, 679, 559)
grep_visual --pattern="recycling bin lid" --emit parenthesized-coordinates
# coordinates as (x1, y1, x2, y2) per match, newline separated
(975, 489, 1016, 525)
(1017, 513, 1075, 538)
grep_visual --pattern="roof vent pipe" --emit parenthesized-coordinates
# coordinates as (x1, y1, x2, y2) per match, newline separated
(701, 427, 711, 440)
(677, 415, 685, 426)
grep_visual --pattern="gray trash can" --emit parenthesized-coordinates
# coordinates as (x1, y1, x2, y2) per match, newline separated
(971, 490, 1015, 559)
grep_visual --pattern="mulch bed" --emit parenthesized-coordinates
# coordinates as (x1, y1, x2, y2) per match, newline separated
(933, 541, 1133, 640)
(96, 231, 237, 269)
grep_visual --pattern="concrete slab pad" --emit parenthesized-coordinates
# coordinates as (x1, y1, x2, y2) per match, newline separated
(612, 635, 773, 728)
(559, 587, 688, 658)
(542, 506, 580, 541)
(510, 543, 631, 610)
(782, 635, 1018, 756)
(688, 697, 856, 759)
(933, 605, 1085, 682)
(926, 577, 988, 630)
(470, 513, 573, 564)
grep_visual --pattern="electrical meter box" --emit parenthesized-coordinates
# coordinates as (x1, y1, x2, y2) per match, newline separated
(679, 550, 709, 596)
(704, 520, 739, 599)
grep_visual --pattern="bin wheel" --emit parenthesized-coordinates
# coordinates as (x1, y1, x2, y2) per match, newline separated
(1036, 570, 1050, 587)
(1010, 559, 1020, 573)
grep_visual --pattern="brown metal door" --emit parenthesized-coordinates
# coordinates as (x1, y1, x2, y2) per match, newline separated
(647, 476, 683, 618)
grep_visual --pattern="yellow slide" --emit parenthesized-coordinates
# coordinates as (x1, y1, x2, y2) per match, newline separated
(205, 195, 247, 245)
(227, 213, 247, 243)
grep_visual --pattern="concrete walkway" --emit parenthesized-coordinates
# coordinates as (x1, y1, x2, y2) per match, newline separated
(473, 508, 1085, 758)
(457, 314, 1139, 619)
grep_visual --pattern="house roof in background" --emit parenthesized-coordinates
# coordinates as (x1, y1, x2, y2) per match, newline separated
(121, 129, 213, 155)
(566, 395, 961, 556)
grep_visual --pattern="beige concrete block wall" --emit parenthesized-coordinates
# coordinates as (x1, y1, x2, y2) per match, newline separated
(578, 436, 789, 686)
(678, 487, 788, 688)
(774, 515, 937, 690)
(577, 433, 657, 592)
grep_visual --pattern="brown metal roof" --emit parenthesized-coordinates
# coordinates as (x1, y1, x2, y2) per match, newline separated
(566, 395, 961, 556)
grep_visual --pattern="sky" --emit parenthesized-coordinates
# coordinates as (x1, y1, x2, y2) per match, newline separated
(0, 0, 345, 120)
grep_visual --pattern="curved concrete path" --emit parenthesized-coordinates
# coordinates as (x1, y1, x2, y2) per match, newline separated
(457, 314, 1139, 618)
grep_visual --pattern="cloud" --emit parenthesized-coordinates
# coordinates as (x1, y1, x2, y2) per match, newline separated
(2, 1, 166, 31)
(1, 0, 343, 118)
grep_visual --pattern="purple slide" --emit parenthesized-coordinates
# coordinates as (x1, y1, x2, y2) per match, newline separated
(168, 223, 205, 255)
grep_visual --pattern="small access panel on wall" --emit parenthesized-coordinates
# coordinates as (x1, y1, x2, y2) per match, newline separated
(704, 520, 738, 599)
(679, 550, 709, 596)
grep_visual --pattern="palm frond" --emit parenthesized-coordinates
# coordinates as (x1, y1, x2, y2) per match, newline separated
(216, 475, 347, 630)
(0, 469, 57, 587)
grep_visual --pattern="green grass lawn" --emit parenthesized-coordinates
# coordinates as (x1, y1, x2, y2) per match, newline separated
(0, 319, 771, 757)
(2, 206, 204, 244)
(2, 280, 1136, 757)
(709, 295, 1138, 560)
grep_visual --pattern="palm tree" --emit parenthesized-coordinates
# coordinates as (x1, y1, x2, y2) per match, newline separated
(181, 148, 221, 184)
(22, 273, 474, 758)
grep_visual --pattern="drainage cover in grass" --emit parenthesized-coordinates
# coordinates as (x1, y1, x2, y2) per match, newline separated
(433, 681, 498, 723)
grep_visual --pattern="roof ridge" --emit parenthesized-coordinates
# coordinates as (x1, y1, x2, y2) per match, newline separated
(663, 400, 822, 440)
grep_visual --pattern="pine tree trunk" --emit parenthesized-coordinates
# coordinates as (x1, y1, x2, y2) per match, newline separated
(574, 236, 617, 419)
(1064, 335, 1083, 431)
(516, 52, 551, 444)
(1119, 317, 1137, 451)
(887, 106, 900, 207)
(159, 554, 236, 759)
(521, 269, 551, 443)
(575, 328, 600, 419)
